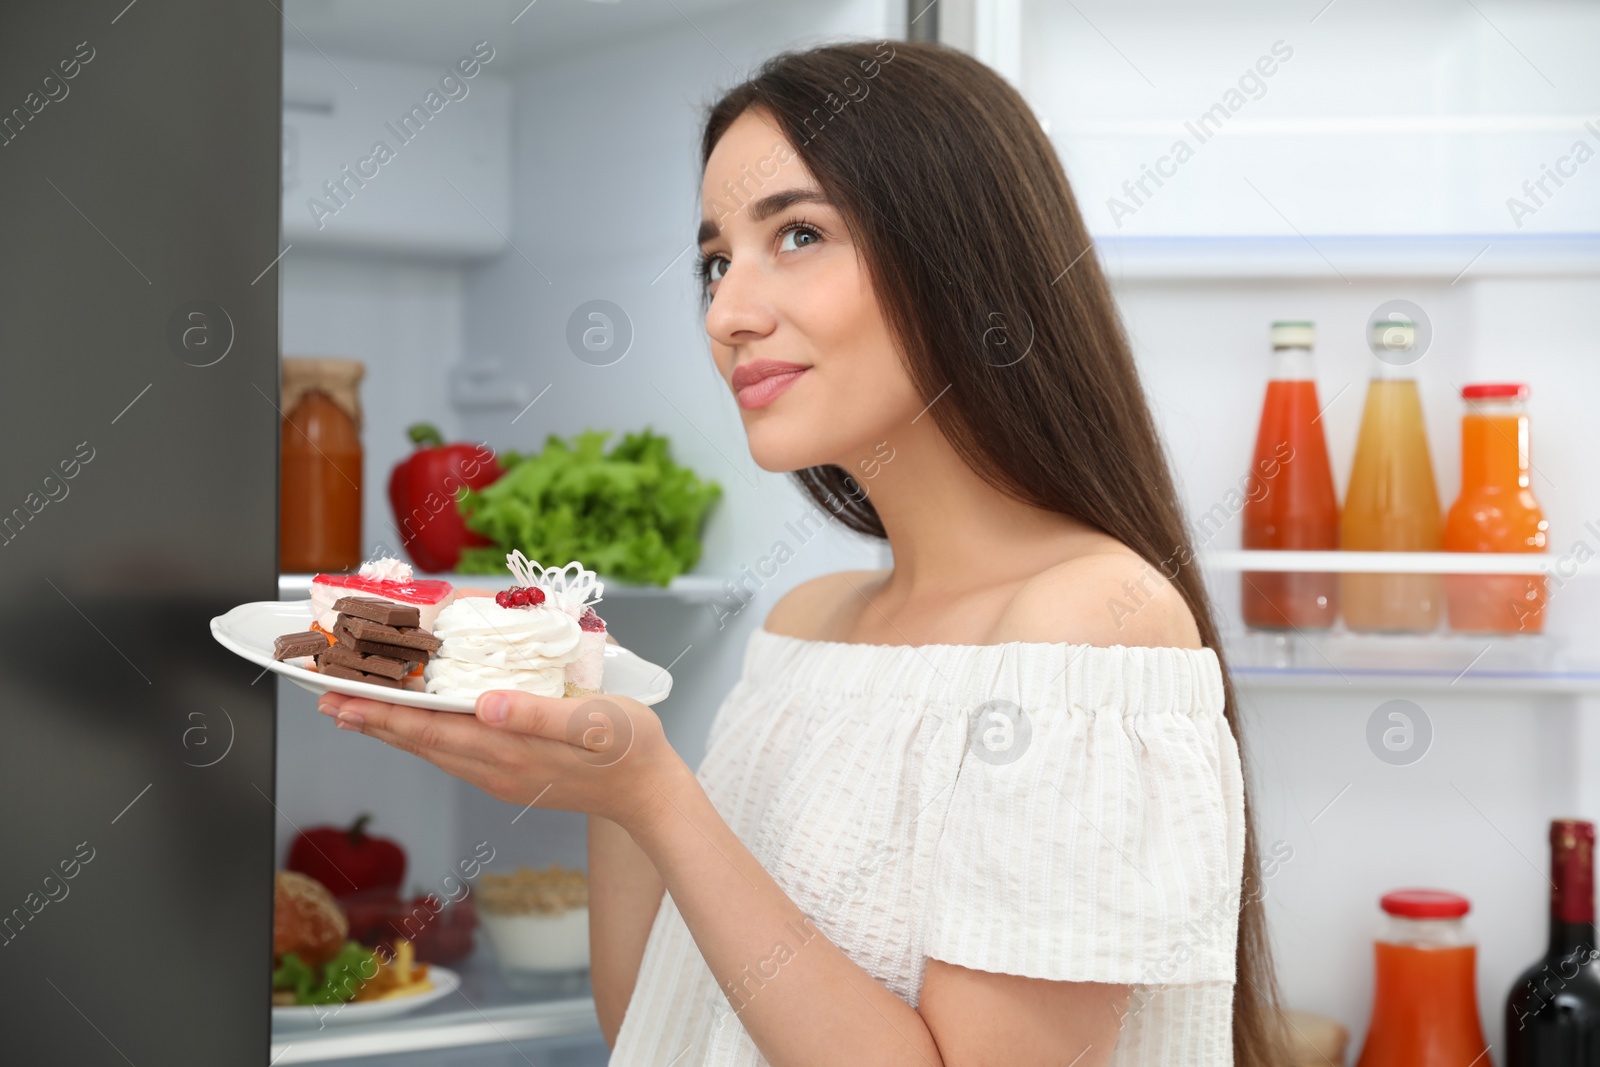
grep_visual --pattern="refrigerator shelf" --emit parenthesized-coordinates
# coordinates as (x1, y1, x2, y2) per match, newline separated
(1200, 550, 1600, 576)
(268, 951, 600, 1063)
(1225, 628, 1600, 693)
(268, 997, 599, 1063)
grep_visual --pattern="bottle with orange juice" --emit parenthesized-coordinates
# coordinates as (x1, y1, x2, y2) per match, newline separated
(1355, 889, 1492, 1067)
(1443, 383, 1549, 633)
(1342, 320, 1443, 632)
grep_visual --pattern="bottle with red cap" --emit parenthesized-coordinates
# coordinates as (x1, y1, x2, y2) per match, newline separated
(1443, 382, 1549, 633)
(1355, 888, 1491, 1067)
(1504, 819, 1600, 1065)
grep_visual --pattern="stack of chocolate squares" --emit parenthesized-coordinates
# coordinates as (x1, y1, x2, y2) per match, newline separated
(316, 596, 442, 689)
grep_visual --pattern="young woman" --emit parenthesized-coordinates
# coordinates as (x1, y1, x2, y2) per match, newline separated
(319, 40, 1284, 1067)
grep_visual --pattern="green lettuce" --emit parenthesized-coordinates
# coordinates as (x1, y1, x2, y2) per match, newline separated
(272, 942, 380, 1006)
(457, 428, 721, 586)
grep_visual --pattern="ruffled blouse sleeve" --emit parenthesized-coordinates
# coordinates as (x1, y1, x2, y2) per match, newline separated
(924, 643, 1243, 988)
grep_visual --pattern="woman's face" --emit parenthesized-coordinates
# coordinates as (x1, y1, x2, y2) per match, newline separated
(698, 109, 924, 474)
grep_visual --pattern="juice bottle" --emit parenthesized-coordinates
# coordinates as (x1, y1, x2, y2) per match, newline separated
(1443, 383, 1548, 633)
(1241, 321, 1340, 629)
(1356, 889, 1492, 1067)
(1342, 323, 1442, 632)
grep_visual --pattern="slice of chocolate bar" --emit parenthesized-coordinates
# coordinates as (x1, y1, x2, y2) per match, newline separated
(317, 661, 404, 689)
(332, 596, 421, 629)
(275, 630, 330, 661)
(333, 616, 433, 663)
(317, 645, 414, 680)
(338, 613, 442, 652)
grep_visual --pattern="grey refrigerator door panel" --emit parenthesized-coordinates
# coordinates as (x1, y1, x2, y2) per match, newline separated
(0, 2, 281, 1064)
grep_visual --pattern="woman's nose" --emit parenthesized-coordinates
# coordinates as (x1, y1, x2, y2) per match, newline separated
(704, 259, 777, 348)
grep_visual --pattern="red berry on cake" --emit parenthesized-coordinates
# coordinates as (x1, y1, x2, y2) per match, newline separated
(495, 590, 513, 608)
(527, 587, 546, 606)
(508, 587, 529, 607)
(579, 607, 605, 632)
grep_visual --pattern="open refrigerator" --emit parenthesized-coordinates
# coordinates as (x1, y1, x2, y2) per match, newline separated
(2, 0, 1596, 1064)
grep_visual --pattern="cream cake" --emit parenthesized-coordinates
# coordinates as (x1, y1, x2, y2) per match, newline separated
(421, 551, 607, 700)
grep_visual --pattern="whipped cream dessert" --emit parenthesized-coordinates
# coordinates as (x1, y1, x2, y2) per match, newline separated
(421, 551, 609, 701)
(423, 596, 581, 700)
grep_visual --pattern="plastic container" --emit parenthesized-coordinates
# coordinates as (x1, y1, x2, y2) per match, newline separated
(477, 865, 590, 997)
(1356, 889, 1492, 1067)
(1443, 383, 1549, 633)
(1240, 321, 1341, 630)
(1342, 323, 1443, 632)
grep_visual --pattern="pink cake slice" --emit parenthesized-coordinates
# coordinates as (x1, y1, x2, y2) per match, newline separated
(310, 572, 457, 631)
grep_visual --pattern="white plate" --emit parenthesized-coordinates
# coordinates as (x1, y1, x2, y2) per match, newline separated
(271, 963, 459, 1029)
(211, 600, 673, 711)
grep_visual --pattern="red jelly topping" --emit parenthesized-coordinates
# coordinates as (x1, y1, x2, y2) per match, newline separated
(579, 607, 606, 632)
(313, 573, 455, 605)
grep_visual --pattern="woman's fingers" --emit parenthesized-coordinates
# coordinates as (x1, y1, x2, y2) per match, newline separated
(476, 690, 642, 766)
(325, 695, 505, 761)
(474, 689, 566, 735)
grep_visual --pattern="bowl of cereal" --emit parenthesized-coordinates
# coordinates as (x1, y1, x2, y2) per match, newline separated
(478, 865, 590, 992)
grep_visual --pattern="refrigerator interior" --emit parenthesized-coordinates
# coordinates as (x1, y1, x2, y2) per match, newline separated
(270, 0, 1600, 1062)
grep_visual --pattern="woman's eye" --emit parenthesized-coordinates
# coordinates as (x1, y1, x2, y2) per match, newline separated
(702, 255, 728, 283)
(778, 226, 820, 253)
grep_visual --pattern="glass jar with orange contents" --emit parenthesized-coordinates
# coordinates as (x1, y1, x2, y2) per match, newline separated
(1356, 889, 1492, 1067)
(280, 357, 365, 574)
(1443, 383, 1549, 633)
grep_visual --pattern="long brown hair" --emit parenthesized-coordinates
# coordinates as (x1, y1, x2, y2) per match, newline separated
(702, 40, 1284, 1067)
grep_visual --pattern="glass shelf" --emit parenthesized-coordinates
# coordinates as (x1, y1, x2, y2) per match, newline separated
(1200, 554, 1600, 690)
(1200, 550, 1599, 576)
(269, 947, 599, 1064)
(1095, 233, 1600, 281)
(279, 572, 726, 603)
(1224, 628, 1600, 693)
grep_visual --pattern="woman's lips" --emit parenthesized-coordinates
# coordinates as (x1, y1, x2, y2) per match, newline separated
(734, 367, 808, 409)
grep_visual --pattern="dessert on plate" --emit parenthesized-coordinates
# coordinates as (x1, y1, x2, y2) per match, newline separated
(274, 594, 442, 690)
(309, 557, 457, 632)
(424, 551, 608, 700)
(477, 865, 590, 977)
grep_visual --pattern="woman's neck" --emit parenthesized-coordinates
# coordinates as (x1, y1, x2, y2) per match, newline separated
(839, 422, 1108, 604)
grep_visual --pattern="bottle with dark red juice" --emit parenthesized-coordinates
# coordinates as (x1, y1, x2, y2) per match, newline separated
(1505, 819, 1600, 1066)
(1240, 321, 1341, 630)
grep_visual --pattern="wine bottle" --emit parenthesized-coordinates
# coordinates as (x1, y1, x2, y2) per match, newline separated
(1505, 819, 1600, 1065)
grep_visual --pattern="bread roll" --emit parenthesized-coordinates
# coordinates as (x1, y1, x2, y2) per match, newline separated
(274, 870, 349, 968)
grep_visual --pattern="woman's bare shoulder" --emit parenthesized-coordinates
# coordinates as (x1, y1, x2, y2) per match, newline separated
(991, 548, 1203, 650)
(762, 568, 890, 640)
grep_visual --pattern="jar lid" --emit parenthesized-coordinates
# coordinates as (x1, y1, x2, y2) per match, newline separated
(1380, 888, 1470, 919)
(1270, 321, 1314, 348)
(1462, 382, 1528, 400)
(282, 356, 366, 431)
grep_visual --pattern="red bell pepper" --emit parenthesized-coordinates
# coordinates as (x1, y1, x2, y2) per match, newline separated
(285, 814, 406, 900)
(388, 423, 504, 573)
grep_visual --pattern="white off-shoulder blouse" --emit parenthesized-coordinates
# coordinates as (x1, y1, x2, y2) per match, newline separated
(608, 627, 1244, 1066)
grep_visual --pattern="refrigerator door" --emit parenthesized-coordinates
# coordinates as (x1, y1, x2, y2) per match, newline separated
(0, 2, 281, 1064)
